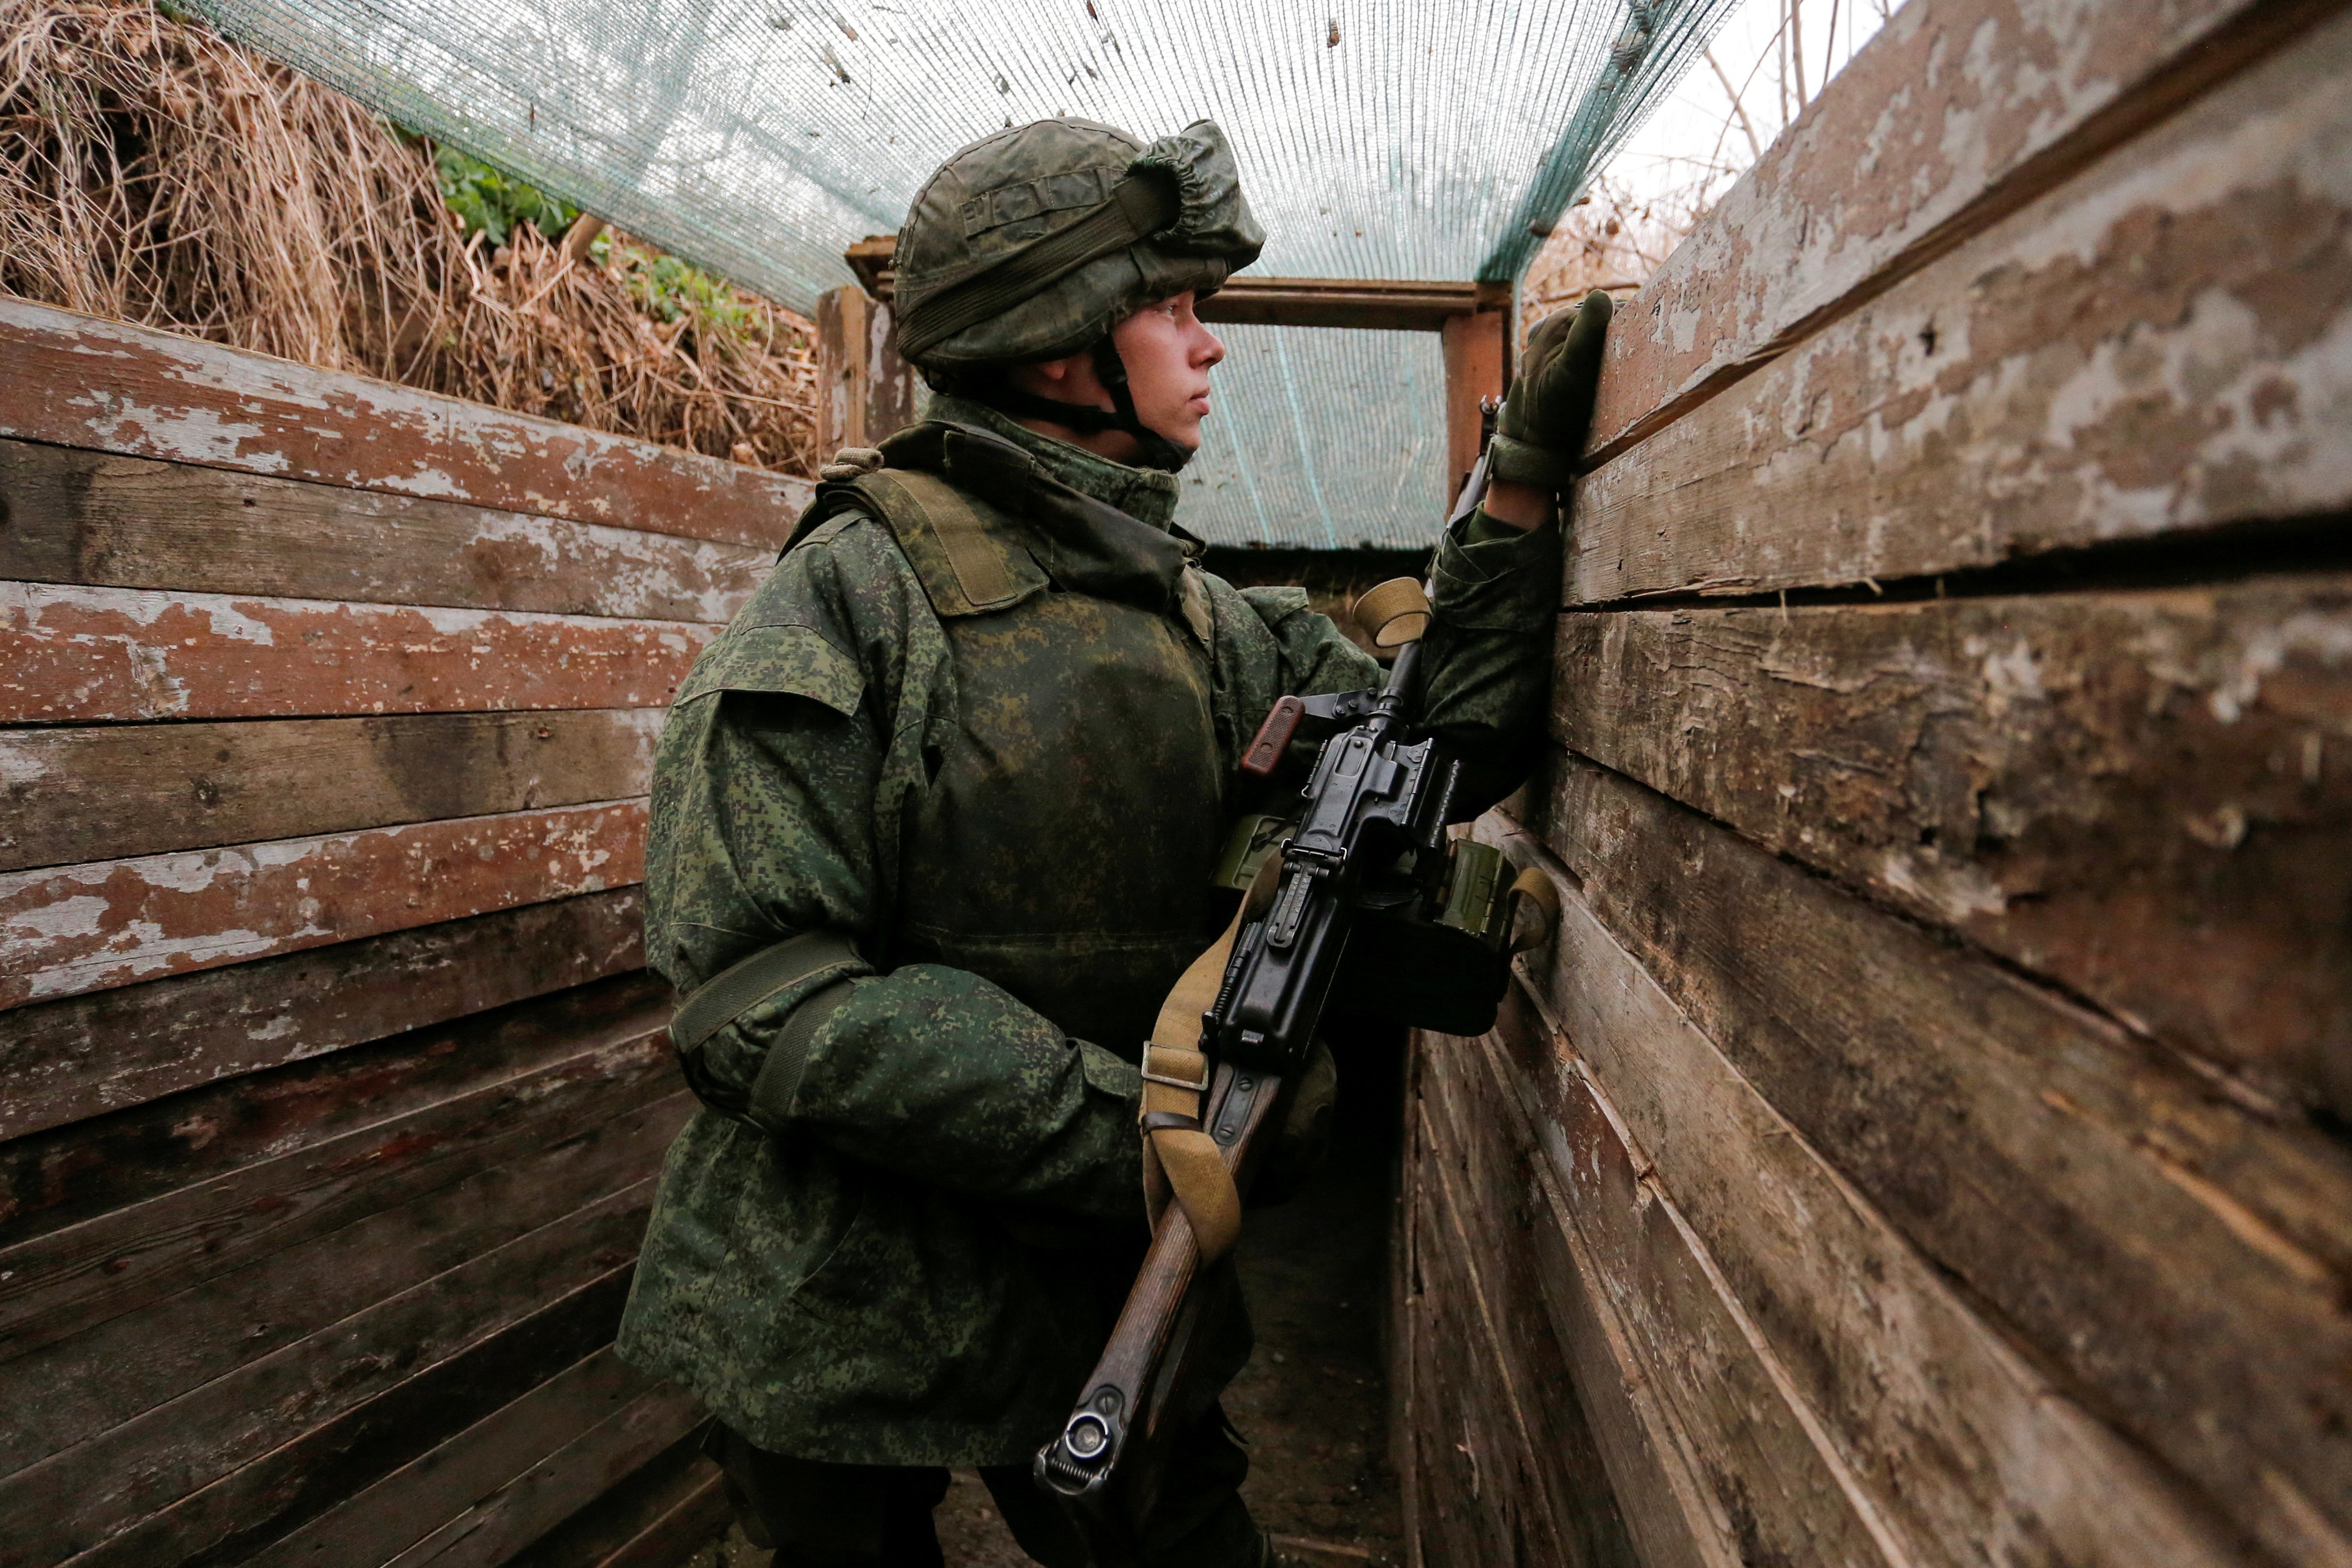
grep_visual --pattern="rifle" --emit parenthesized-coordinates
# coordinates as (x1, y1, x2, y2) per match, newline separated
(1035, 435, 1555, 1557)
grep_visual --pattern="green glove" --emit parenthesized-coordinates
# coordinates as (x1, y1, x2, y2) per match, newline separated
(1487, 289, 1614, 493)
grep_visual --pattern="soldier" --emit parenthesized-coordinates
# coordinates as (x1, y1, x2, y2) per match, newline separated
(616, 115, 1610, 1567)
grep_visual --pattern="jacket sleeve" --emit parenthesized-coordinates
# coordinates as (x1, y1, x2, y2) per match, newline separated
(1416, 509, 1561, 774)
(1211, 512, 1560, 780)
(646, 515, 1141, 1220)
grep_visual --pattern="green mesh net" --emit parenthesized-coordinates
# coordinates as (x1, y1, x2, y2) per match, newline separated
(189, 0, 1735, 547)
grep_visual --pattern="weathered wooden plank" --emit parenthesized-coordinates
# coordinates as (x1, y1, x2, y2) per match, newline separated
(1586, 0, 2333, 455)
(1474, 812, 2255, 1567)
(582, 1470, 731, 1568)
(1421, 1008, 1905, 1568)
(1405, 1146, 1547, 1567)
(1574, 8, 2352, 601)
(0, 437, 774, 621)
(0, 297, 812, 548)
(815, 288, 920, 455)
(0, 582, 712, 723)
(1392, 1038, 1425, 1560)
(1408, 1087, 1636, 1567)
(0, 710, 664, 874)
(6, 1091, 687, 1476)
(0, 976, 671, 1359)
(235, 1345, 659, 1568)
(2, 1183, 655, 1567)
(0, 890, 645, 1143)
(1401, 1222, 1530, 1568)
(502, 1431, 727, 1568)
(1554, 585, 2352, 1116)
(1529, 753, 2352, 1564)
(384, 1389, 706, 1568)
(0, 800, 647, 1010)
(1412, 1028, 1736, 1568)
(64, 1266, 637, 1568)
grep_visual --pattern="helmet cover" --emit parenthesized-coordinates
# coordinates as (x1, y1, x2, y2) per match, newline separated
(893, 117, 1265, 370)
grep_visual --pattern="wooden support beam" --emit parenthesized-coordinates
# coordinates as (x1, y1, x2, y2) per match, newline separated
(843, 234, 897, 300)
(1440, 310, 1507, 504)
(837, 236, 1504, 332)
(1199, 277, 1509, 332)
(816, 285, 919, 457)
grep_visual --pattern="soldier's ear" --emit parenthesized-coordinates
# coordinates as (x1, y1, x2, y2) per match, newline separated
(1006, 349, 1093, 398)
(1025, 353, 1078, 386)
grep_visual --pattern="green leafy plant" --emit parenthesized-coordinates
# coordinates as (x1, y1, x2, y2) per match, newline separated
(433, 146, 577, 245)
(612, 245, 756, 336)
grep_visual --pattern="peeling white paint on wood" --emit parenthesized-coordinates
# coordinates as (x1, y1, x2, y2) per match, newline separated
(0, 801, 649, 1008)
(0, 298, 813, 548)
(0, 581, 714, 722)
(1588, 0, 2285, 452)
(1575, 9, 2352, 600)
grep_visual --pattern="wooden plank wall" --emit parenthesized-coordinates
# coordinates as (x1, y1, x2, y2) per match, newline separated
(0, 298, 811, 1568)
(1395, 1, 2352, 1564)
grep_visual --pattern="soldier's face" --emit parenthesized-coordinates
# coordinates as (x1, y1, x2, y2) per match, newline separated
(1109, 291, 1226, 451)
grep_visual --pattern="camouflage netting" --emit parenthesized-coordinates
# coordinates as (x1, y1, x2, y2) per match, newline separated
(181, 0, 1737, 546)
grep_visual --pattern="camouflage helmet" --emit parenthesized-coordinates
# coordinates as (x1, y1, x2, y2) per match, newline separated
(893, 117, 1265, 371)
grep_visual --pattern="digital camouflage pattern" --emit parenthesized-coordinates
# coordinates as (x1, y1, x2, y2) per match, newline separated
(892, 117, 1265, 369)
(615, 393, 1563, 1466)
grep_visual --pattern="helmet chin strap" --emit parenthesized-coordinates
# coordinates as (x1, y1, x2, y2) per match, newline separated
(970, 334, 1197, 473)
(1085, 336, 1198, 473)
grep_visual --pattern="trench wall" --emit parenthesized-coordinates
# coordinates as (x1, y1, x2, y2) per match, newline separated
(1394, 1, 2352, 1563)
(0, 298, 809, 1568)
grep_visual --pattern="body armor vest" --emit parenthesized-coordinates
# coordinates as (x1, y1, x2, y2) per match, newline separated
(802, 425, 1228, 1058)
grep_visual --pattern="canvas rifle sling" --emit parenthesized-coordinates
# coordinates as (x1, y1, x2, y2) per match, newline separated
(1137, 859, 1280, 1263)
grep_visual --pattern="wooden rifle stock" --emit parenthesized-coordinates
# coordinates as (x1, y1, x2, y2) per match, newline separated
(1034, 1059, 1285, 1555)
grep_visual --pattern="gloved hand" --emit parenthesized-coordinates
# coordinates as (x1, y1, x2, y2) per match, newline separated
(1248, 1038, 1337, 1208)
(1486, 288, 1614, 493)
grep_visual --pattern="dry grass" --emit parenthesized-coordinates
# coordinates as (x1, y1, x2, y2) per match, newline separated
(0, 0, 820, 473)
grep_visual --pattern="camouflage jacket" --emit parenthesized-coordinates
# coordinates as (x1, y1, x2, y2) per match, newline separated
(615, 396, 1562, 1465)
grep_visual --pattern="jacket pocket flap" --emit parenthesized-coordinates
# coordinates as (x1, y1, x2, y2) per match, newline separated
(674, 623, 865, 715)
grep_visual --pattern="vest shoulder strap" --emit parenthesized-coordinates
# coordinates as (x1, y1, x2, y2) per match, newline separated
(840, 466, 1050, 619)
